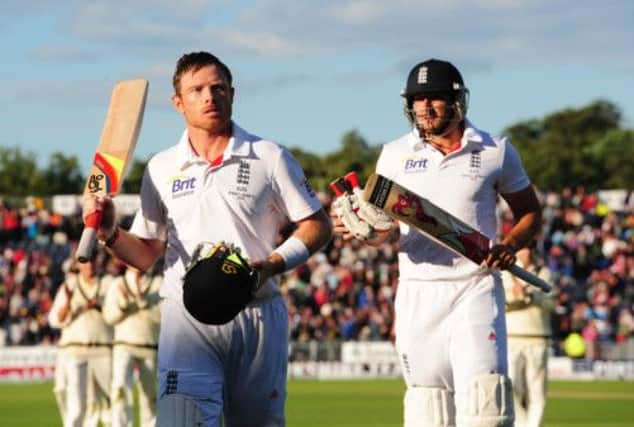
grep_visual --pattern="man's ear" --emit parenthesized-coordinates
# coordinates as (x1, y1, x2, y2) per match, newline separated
(172, 94, 184, 113)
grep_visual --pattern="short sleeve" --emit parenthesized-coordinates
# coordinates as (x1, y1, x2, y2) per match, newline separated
(129, 163, 167, 241)
(498, 138, 531, 194)
(272, 147, 323, 222)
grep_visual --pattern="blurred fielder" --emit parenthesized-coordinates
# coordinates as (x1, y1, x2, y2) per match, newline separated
(504, 248, 556, 427)
(103, 264, 162, 427)
(332, 59, 543, 426)
(48, 255, 113, 427)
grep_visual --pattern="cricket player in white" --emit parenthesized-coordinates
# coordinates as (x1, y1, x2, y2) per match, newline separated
(83, 51, 332, 427)
(53, 345, 69, 424)
(504, 248, 555, 427)
(333, 59, 542, 427)
(103, 265, 161, 427)
(48, 256, 113, 427)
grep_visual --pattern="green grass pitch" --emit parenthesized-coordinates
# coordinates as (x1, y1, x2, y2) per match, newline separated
(0, 379, 632, 426)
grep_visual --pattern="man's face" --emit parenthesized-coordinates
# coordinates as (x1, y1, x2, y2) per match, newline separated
(78, 259, 97, 279)
(172, 64, 234, 134)
(411, 92, 454, 136)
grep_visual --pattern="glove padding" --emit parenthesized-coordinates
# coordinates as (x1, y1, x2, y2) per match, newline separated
(183, 242, 259, 325)
(352, 187, 394, 232)
(330, 173, 394, 241)
(332, 193, 373, 240)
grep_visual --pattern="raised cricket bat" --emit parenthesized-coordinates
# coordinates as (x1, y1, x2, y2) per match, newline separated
(362, 174, 552, 292)
(76, 79, 149, 263)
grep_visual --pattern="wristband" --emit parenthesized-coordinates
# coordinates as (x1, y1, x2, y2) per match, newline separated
(101, 226, 120, 248)
(273, 236, 310, 271)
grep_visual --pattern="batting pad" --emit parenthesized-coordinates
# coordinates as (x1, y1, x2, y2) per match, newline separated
(156, 394, 204, 427)
(458, 373, 514, 427)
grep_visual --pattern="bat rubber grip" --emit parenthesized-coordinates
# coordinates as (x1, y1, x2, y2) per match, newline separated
(329, 181, 345, 196)
(76, 227, 98, 263)
(508, 264, 552, 293)
(344, 171, 361, 189)
(77, 211, 102, 263)
(84, 210, 102, 228)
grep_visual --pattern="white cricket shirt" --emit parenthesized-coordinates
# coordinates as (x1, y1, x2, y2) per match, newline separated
(102, 272, 161, 347)
(130, 122, 322, 300)
(504, 265, 555, 337)
(376, 121, 530, 282)
(48, 274, 113, 356)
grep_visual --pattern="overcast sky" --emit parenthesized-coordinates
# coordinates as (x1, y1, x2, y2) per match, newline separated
(2, 0, 633, 172)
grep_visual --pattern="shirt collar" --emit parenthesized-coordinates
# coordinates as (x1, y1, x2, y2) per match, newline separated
(177, 122, 253, 171)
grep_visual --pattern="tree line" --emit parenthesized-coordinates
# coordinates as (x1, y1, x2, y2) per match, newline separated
(0, 100, 631, 199)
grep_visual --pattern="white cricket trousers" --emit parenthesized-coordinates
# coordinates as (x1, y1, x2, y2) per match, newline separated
(111, 344, 158, 427)
(394, 273, 508, 423)
(507, 338, 548, 427)
(157, 296, 288, 427)
(63, 349, 112, 427)
(53, 349, 70, 425)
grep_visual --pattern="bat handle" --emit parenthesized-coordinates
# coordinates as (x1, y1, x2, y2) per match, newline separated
(76, 211, 102, 263)
(344, 171, 361, 189)
(329, 182, 344, 196)
(507, 264, 552, 293)
(329, 178, 352, 196)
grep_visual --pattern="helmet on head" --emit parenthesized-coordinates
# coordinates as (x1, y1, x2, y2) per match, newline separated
(401, 59, 470, 125)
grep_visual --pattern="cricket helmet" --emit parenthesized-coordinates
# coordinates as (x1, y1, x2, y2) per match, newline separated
(183, 242, 259, 325)
(401, 58, 470, 120)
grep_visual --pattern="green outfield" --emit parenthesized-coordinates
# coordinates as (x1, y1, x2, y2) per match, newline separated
(0, 379, 632, 426)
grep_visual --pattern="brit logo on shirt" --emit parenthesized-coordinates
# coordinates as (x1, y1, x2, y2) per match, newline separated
(403, 157, 428, 173)
(169, 175, 196, 198)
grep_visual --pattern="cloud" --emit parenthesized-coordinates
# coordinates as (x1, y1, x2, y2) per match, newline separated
(329, 1, 386, 25)
(1, 0, 52, 16)
(231, 0, 634, 68)
(220, 29, 303, 56)
(19, 0, 633, 71)
(1, 79, 105, 106)
(30, 45, 101, 61)
(239, 73, 313, 95)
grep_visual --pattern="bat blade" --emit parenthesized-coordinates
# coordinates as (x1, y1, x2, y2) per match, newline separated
(76, 79, 149, 263)
(363, 174, 551, 292)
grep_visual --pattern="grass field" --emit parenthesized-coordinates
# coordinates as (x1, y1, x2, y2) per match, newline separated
(0, 379, 632, 426)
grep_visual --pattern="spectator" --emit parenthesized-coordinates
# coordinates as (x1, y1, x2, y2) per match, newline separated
(0, 186, 632, 368)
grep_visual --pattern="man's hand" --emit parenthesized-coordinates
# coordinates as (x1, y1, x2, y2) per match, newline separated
(484, 244, 517, 270)
(250, 253, 284, 287)
(330, 207, 357, 241)
(331, 192, 374, 240)
(63, 283, 74, 301)
(82, 195, 117, 241)
(329, 172, 393, 241)
(57, 284, 74, 323)
(85, 298, 101, 311)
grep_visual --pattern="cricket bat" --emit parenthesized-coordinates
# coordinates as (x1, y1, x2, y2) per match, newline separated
(362, 174, 552, 292)
(76, 79, 149, 263)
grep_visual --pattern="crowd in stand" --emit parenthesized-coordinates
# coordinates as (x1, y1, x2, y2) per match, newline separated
(1, 187, 633, 360)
